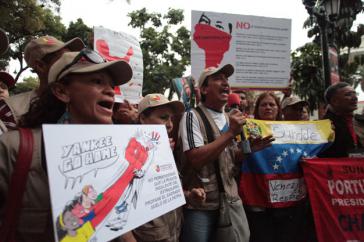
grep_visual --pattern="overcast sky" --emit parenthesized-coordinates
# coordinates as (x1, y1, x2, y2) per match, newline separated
(61, 0, 313, 50)
(10, 0, 364, 100)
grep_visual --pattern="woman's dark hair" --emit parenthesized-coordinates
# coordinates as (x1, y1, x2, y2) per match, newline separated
(253, 92, 282, 120)
(19, 76, 72, 128)
(138, 105, 167, 124)
(140, 106, 158, 118)
(200, 77, 208, 103)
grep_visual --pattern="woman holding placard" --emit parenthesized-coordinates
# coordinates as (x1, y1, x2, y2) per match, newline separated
(244, 92, 305, 242)
(129, 93, 206, 242)
(0, 49, 132, 242)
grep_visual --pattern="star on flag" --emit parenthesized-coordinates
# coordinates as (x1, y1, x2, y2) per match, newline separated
(271, 147, 310, 172)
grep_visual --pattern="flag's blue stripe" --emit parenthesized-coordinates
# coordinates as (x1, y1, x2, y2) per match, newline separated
(242, 143, 332, 174)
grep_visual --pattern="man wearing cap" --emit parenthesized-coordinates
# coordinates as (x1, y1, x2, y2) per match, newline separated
(0, 36, 84, 129)
(179, 64, 251, 242)
(319, 82, 359, 158)
(281, 96, 309, 121)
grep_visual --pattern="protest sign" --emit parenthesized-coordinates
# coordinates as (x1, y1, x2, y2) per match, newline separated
(240, 119, 334, 207)
(94, 26, 143, 103)
(171, 76, 195, 109)
(191, 10, 291, 90)
(302, 158, 364, 242)
(43, 124, 185, 242)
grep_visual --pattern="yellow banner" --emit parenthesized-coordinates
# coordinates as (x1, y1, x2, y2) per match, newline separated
(243, 119, 335, 145)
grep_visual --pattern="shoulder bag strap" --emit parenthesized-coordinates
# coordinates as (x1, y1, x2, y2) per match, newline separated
(195, 106, 225, 193)
(0, 128, 34, 242)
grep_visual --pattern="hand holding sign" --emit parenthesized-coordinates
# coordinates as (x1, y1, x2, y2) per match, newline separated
(249, 134, 275, 152)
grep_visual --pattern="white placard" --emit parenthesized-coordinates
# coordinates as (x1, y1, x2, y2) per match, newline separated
(94, 26, 143, 103)
(43, 124, 185, 242)
(270, 123, 327, 144)
(269, 178, 307, 203)
(191, 10, 291, 89)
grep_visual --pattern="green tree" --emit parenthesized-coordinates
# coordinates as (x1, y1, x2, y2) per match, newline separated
(0, 0, 65, 81)
(291, 42, 324, 112)
(10, 76, 40, 95)
(293, 0, 364, 112)
(128, 8, 190, 95)
(303, 0, 364, 82)
(63, 18, 92, 47)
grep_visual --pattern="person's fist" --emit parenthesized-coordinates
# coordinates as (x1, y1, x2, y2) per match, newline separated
(228, 109, 246, 136)
(125, 138, 148, 168)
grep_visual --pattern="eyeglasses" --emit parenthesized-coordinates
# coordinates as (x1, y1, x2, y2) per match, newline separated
(56, 48, 106, 82)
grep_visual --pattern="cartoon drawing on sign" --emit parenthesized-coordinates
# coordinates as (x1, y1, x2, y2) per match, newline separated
(71, 185, 101, 222)
(193, 12, 233, 68)
(56, 130, 160, 242)
(106, 130, 160, 231)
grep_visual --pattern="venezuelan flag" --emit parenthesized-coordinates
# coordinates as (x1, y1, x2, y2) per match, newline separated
(240, 119, 334, 208)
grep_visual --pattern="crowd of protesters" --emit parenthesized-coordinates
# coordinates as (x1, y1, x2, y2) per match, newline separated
(0, 27, 362, 242)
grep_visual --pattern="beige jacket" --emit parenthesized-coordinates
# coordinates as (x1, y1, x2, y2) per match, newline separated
(0, 120, 7, 134)
(0, 128, 54, 242)
(133, 208, 182, 242)
(4, 90, 37, 124)
(180, 104, 240, 210)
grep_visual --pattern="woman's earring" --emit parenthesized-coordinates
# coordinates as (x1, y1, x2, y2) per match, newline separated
(58, 105, 71, 124)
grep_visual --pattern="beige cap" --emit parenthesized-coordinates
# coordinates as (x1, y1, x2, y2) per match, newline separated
(138, 93, 185, 114)
(0, 28, 8, 55)
(281, 96, 308, 110)
(197, 64, 234, 88)
(24, 36, 85, 68)
(48, 52, 133, 86)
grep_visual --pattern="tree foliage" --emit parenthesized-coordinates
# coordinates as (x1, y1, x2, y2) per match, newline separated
(10, 76, 39, 95)
(0, 0, 66, 81)
(303, 0, 364, 81)
(293, 0, 364, 111)
(291, 43, 324, 111)
(0, 0, 92, 84)
(303, 0, 363, 48)
(64, 18, 92, 47)
(128, 8, 190, 95)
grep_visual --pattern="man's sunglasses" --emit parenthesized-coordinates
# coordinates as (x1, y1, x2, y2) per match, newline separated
(56, 49, 106, 81)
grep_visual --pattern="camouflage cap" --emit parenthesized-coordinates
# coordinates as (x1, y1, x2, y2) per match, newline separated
(197, 64, 234, 88)
(48, 51, 133, 86)
(138, 93, 185, 114)
(24, 36, 85, 68)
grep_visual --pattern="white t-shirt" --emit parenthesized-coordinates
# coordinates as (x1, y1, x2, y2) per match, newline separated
(179, 108, 228, 152)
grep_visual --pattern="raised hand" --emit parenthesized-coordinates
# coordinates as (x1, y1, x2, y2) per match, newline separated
(228, 109, 246, 136)
(249, 135, 275, 153)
